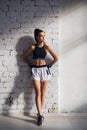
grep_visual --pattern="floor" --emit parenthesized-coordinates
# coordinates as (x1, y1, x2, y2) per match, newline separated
(0, 113, 87, 130)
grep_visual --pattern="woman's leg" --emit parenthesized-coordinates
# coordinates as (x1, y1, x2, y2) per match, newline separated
(41, 81, 48, 111)
(33, 80, 48, 126)
(33, 80, 42, 115)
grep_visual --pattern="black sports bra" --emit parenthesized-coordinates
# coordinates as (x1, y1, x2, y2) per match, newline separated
(32, 44, 47, 60)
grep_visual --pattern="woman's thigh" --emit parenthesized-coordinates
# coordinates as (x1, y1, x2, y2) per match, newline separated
(32, 80, 41, 92)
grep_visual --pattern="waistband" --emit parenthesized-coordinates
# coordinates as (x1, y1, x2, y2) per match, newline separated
(31, 65, 47, 68)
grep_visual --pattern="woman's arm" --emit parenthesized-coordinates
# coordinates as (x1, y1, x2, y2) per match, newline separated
(47, 45, 58, 67)
(20, 45, 35, 65)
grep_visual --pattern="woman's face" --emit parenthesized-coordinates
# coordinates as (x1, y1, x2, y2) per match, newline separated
(36, 32, 45, 43)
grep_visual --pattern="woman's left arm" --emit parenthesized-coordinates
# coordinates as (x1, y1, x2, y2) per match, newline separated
(47, 45, 58, 67)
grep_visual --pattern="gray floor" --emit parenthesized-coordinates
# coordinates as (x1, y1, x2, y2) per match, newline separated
(0, 113, 87, 130)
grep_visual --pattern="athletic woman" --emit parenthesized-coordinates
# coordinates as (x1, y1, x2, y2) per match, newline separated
(21, 28, 58, 126)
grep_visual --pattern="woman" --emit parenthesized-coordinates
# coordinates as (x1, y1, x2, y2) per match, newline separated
(21, 28, 58, 126)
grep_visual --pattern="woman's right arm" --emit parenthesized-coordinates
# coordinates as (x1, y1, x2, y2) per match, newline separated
(20, 45, 35, 65)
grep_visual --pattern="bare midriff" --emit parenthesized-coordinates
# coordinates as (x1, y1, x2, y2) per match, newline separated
(32, 59, 46, 66)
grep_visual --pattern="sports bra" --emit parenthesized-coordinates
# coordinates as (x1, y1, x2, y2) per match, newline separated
(32, 44, 47, 60)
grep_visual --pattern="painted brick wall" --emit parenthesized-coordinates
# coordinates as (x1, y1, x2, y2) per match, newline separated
(0, 0, 59, 114)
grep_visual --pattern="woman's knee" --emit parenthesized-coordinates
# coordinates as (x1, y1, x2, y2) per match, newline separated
(36, 90, 41, 97)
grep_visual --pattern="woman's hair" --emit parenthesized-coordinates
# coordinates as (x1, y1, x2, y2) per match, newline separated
(34, 28, 44, 43)
(34, 28, 48, 48)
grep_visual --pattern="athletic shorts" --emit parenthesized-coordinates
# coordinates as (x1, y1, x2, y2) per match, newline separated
(31, 65, 51, 81)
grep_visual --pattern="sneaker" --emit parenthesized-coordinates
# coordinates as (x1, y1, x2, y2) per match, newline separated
(37, 113, 45, 120)
(37, 115, 44, 126)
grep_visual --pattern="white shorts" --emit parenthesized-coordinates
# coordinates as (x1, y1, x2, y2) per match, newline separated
(31, 66, 51, 82)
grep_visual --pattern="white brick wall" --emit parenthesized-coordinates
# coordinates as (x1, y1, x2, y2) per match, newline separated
(0, 0, 59, 114)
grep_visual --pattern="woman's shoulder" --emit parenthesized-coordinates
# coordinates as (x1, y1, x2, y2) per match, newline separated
(45, 44, 55, 53)
(45, 44, 51, 50)
(44, 44, 51, 52)
(30, 44, 36, 50)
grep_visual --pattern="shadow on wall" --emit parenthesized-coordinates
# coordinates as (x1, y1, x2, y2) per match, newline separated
(59, 0, 87, 10)
(71, 103, 87, 113)
(2, 35, 36, 115)
(61, 35, 87, 55)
